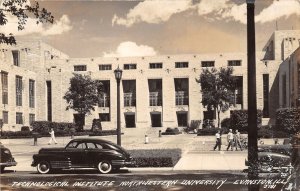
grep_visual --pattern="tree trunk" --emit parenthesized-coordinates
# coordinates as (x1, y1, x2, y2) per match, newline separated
(217, 109, 221, 128)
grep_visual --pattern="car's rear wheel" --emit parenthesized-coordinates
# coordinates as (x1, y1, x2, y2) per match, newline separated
(97, 160, 112, 174)
(37, 161, 51, 174)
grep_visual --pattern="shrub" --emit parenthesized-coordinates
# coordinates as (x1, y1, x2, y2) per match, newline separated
(221, 118, 231, 129)
(32, 121, 77, 134)
(91, 119, 102, 131)
(197, 127, 218, 136)
(89, 130, 120, 136)
(21, 126, 30, 132)
(128, 149, 181, 167)
(230, 110, 262, 132)
(186, 120, 201, 132)
(1, 131, 33, 139)
(133, 158, 173, 167)
(276, 108, 300, 134)
(162, 128, 181, 135)
(258, 125, 291, 138)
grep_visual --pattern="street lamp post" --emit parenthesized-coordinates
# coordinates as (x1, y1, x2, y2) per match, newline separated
(114, 66, 123, 146)
(247, 0, 259, 183)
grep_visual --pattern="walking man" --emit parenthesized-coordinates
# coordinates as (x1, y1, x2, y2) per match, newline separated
(226, 129, 234, 151)
(48, 128, 57, 145)
(213, 130, 221, 151)
(234, 129, 243, 151)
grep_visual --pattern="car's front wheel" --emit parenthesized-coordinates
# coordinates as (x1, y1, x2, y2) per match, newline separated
(37, 161, 51, 174)
(97, 160, 112, 174)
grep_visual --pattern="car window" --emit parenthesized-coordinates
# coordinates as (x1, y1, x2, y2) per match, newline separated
(66, 141, 78, 148)
(86, 142, 97, 149)
(95, 143, 103, 149)
(261, 155, 272, 162)
(76, 143, 87, 149)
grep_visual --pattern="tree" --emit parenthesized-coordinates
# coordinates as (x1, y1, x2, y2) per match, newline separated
(0, 0, 54, 45)
(63, 74, 102, 131)
(197, 67, 236, 128)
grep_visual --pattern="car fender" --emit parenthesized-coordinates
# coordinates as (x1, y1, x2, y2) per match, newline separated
(93, 151, 125, 163)
(32, 154, 69, 166)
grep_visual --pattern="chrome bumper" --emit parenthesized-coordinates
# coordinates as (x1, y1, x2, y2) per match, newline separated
(0, 158, 17, 167)
(112, 159, 136, 167)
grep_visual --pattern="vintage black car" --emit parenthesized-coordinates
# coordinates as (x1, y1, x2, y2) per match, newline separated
(32, 138, 135, 174)
(0, 143, 17, 172)
(258, 144, 292, 156)
(246, 152, 292, 173)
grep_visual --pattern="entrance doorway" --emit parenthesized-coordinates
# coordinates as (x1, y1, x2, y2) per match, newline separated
(151, 113, 162, 127)
(177, 112, 188, 127)
(125, 113, 135, 128)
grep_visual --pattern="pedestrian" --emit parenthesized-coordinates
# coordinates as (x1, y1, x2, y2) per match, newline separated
(226, 129, 234, 151)
(48, 128, 57, 145)
(234, 129, 243, 151)
(213, 130, 221, 151)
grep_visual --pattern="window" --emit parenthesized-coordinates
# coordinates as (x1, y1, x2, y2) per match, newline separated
(263, 74, 269, 117)
(201, 61, 215, 67)
(3, 111, 8, 124)
(16, 76, 22, 106)
(66, 141, 78, 148)
(282, 74, 287, 107)
(149, 92, 160, 106)
(175, 91, 189, 105)
(174, 78, 189, 105)
(86, 142, 97, 149)
(149, 63, 163, 69)
(98, 80, 110, 107)
(29, 114, 35, 125)
(175, 62, 188, 68)
(29, 80, 35, 108)
(74, 65, 87, 71)
(99, 64, 112, 70)
(12, 50, 20, 66)
(16, 112, 23, 124)
(1, 72, 8, 104)
(99, 113, 110, 121)
(46, 81, 52, 121)
(228, 60, 242, 66)
(99, 93, 110, 107)
(124, 93, 136, 107)
(124, 64, 137, 70)
(77, 143, 87, 149)
(148, 79, 162, 106)
(123, 80, 136, 107)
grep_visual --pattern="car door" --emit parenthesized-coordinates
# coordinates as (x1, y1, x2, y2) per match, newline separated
(85, 142, 102, 166)
(67, 142, 89, 167)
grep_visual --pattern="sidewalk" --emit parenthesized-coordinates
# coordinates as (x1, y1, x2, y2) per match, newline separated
(0, 133, 275, 172)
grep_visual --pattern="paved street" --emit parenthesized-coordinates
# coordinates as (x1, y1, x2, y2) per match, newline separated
(1, 133, 250, 172)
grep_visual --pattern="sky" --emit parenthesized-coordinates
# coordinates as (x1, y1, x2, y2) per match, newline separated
(1, 0, 300, 58)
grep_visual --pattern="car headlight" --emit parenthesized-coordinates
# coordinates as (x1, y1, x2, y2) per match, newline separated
(4, 149, 11, 154)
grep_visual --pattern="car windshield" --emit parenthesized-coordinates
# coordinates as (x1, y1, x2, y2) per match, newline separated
(66, 141, 78, 148)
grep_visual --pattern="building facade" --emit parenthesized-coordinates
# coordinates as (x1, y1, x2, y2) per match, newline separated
(1, 30, 300, 132)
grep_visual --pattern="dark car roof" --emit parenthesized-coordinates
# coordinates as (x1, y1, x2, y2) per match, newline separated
(69, 138, 118, 146)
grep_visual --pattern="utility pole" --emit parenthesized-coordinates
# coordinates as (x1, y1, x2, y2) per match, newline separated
(247, 0, 259, 186)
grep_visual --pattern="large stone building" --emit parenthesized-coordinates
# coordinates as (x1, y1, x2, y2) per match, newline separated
(1, 30, 300, 132)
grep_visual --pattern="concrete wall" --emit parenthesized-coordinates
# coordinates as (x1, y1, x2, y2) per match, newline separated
(1, 30, 300, 131)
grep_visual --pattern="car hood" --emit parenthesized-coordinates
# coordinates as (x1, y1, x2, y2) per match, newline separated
(39, 147, 65, 154)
